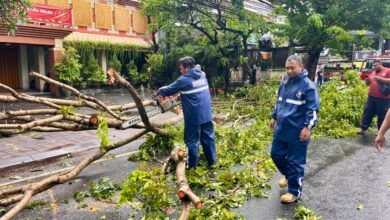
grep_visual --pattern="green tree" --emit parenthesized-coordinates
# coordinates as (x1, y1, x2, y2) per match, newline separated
(270, 0, 390, 79)
(83, 55, 105, 83)
(108, 54, 122, 72)
(54, 47, 82, 85)
(141, 0, 269, 85)
(0, 0, 29, 34)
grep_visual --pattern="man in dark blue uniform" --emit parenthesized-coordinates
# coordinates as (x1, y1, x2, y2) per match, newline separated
(157, 56, 216, 169)
(269, 55, 320, 203)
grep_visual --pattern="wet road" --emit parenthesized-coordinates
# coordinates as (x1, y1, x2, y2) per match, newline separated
(238, 132, 390, 220)
(2, 131, 390, 219)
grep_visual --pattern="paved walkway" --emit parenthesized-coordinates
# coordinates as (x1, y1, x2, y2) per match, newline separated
(0, 89, 162, 170)
(0, 128, 140, 170)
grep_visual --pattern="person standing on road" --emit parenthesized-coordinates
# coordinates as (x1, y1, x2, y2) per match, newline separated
(269, 55, 320, 203)
(357, 61, 390, 135)
(157, 56, 216, 169)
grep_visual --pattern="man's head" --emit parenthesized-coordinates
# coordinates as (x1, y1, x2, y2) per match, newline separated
(373, 61, 384, 72)
(285, 55, 304, 77)
(178, 56, 196, 75)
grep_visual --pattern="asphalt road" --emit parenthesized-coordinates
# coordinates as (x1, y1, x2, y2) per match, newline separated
(237, 132, 390, 220)
(2, 131, 390, 219)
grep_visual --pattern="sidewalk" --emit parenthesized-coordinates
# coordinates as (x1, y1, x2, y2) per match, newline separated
(0, 89, 168, 171)
(0, 128, 140, 170)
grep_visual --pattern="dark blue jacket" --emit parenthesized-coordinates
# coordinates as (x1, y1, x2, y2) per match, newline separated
(272, 69, 320, 141)
(157, 67, 212, 125)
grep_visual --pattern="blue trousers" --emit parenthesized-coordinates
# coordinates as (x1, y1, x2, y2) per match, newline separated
(184, 121, 216, 169)
(361, 96, 390, 131)
(271, 138, 309, 197)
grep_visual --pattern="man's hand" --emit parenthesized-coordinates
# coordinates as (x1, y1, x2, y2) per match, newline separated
(269, 118, 276, 130)
(300, 127, 311, 141)
(375, 133, 385, 152)
(365, 77, 371, 85)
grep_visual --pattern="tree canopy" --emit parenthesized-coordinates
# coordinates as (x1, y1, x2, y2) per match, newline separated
(141, 0, 270, 84)
(270, 0, 390, 78)
(0, 0, 29, 34)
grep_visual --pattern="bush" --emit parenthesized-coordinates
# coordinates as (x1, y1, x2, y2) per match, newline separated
(108, 54, 122, 72)
(54, 47, 82, 85)
(83, 55, 105, 83)
(126, 60, 150, 86)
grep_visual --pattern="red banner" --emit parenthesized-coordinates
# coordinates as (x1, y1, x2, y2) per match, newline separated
(27, 4, 72, 26)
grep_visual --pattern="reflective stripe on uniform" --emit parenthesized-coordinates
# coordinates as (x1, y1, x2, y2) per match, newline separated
(181, 85, 209, 94)
(286, 99, 305, 105)
(278, 97, 283, 101)
(309, 110, 317, 127)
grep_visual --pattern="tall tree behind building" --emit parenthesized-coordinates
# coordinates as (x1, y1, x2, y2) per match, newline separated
(0, 0, 29, 35)
(270, 0, 390, 79)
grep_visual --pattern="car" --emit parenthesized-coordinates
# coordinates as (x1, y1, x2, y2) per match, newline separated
(360, 56, 390, 80)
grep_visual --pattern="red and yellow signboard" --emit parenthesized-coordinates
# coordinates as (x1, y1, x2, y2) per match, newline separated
(27, 4, 72, 26)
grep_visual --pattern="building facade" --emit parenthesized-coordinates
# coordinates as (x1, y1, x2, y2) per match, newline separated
(0, 0, 151, 92)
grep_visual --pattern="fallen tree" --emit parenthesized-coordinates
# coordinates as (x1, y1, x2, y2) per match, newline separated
(0, 70, 196, 219)
(0, 71, 158, 135)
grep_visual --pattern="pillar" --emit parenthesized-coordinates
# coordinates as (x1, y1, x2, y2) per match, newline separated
(19, 45, 29, 90)
(36, 47, 46, 92)
(48, 39, 63, 96)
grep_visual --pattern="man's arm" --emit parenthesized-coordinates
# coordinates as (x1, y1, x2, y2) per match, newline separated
(301, 86, 320, 141)
(373, 76, 390, 84)
(270, 86, 281, 130)
(375, 109, 390, 151)
(157, 77, 189, 96)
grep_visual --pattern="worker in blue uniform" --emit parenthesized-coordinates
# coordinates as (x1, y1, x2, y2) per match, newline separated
(269, 55, 320, 203)
(157, 56, 216, 169)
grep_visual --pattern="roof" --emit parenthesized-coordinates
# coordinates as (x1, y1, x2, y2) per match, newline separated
(244, 0, 273, 15)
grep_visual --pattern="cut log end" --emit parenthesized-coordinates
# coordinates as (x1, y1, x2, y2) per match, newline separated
(177, 149, 186, 161)
(89, 115, 99, 126)
(177, 191, 186, 199)
(195, 201, 202, 209)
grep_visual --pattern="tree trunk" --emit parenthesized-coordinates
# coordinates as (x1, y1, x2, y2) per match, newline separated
(242, 37, 251, 84)
(223, 67, 230, 94)
(306, 49, 322, 81)
(147, 16, 159, 53)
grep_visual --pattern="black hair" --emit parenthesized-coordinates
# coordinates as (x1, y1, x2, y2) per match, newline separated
(178, 56, 196, 69)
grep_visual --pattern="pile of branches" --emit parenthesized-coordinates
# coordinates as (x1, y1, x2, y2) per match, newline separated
(0, 71, 163, 136)
(0, 70, 186, 219)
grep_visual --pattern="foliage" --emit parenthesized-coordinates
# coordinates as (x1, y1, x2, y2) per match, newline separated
(83, 55, 105, 83)
(270, 0, 390, 77)
(212, 76, 225, 87)
(126, 60, 150, 86)
(54, 47, 82, 85)
(96, 114, 114, 153)
(63, 40, 144, 63)
(0, 0, 29, 35)
(25, 200, 48, 210)
(73, 191, 89, 203)
(89, 177, 121, 201)
(120, 72, 367, 218)
(294, 205, 322, 220)
(119, 166, 175, 218)
(60, 106, 76, 117)
(108, 54, 122, 73)
(129, 126, 181, 161)
(73, 178, 121, 203)
(314, 70, 367, 138)
(121, 118, 277, 219)
(141, 0, 270, 85)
